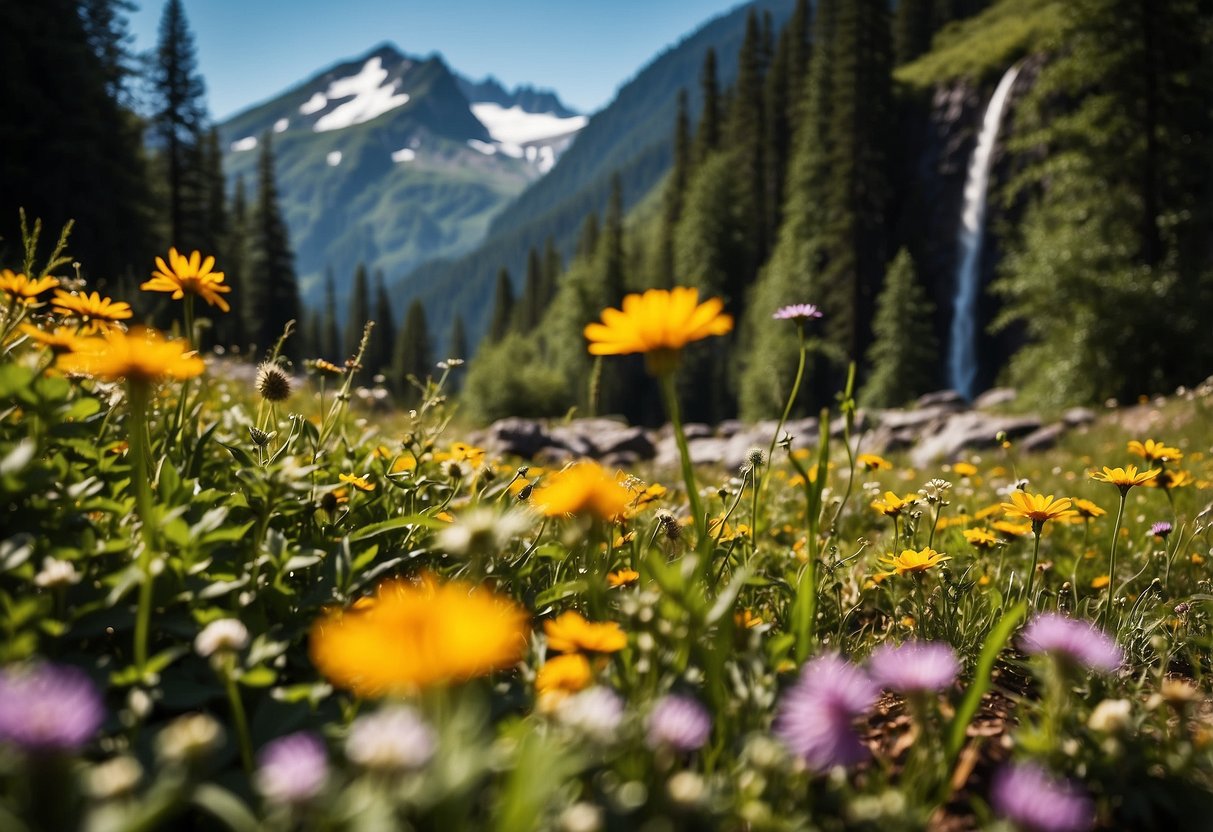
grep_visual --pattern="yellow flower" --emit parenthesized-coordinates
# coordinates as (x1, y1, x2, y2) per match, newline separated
(735, 609, 764, 629)
(544, 610, 627, 654)
(313, 359, 343, 374)
(992, 519, 1033, 537)
(1090, 465, 1160, 491)
(583, 287, 732, 371)
(18, 324, 84, 354)
(876, 547, 950, 578)
(1192, 553, 1205, 565)
(57, 326, 204, 384)
(142, 248, 231, 311)
(1072, 498, 1106, 519)
(434, 441, 486, 469)
(607, 568, 639, 588)
(963, 528, 999, 549)
(535, 653, 592, 696)
(339, 473, 375, 492)
(858, 453, 892, 471)
(708, 515, 751, 541)
(952, 462, 978, 478)
(871, 491, 917, 517)
(1128, 439, 1182, 464)
(1151, 469, 1193, 490)
(51, 290, 132, 331)
(0, 270, 59, 304)
(1091, 575, 1111, 589)
(1000, 491, 1075, 525)
(308, 575, 529, 697)
(531, 461, 632, 522)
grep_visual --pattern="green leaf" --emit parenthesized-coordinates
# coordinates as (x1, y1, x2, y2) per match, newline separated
(238, 665, 277, 687)
(219, 442, 256, 467)
(189, 784, 261, 832)
(945, 600, 1026, 766)
(534, 580, 588, 609)
(347, 514, 446, 542)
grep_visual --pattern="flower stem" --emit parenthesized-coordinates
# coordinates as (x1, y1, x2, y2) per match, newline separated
(758, 326, 807, 526)
(1025, 524, 1042, 605)
(1101, 491, 1128, 629)
(659, 372, 705, 545)
(222, 659, 255, 774)
(127, 381, 157, 677)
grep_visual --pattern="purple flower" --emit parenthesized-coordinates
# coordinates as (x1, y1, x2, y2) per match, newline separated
(868, 641, 959, 694)
(1150, 521, 1173, 538)
(774, 654, 877, 771)
(256, 732, 328, 805)
(0, 662, 104, 753)
(772, 303, 824, 322)
(646, 695, 711, 752)
(1021, 614, 1123, 673)
(991, 762, 1094, 832)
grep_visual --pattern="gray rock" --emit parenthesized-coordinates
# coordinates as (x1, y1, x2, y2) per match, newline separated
(1020, 423, 1066, 452)
(972, 387, 1017, 410)
(480, 417, 554, 458)
(915, 390, 967, 410)
(911, 412, 1042, 467)
(1062, 407, 1096, 427)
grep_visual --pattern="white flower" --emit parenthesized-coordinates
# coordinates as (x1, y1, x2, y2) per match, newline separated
(435, 508, 531, 558)
(194, 619, 249, 658)
(1088, 699, 1132, 733)
(345, 706, 435, 772)
(87, 755, 143, 799)
(34, 557, 81, 588)
(156, 713, 224, 763)
(556, 687, 625, 742)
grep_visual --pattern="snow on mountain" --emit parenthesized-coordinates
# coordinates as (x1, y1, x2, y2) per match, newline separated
(311, 56, 412, 132)
(468, 103, 587, 173)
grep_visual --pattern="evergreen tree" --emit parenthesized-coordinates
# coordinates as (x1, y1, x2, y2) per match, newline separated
(320, 268, 341, 359)
(447, 314, 468, 362)
(542, 236, 561, 309)
(150, 0, 208, 249)
(393, 299, 433, 404)
(516, 246, 545, 331)
(660, 89, 693, 285)
(244, 133, 301, 361)
(601, 175, 625, 306)
(200, 128, 226, 255)
(344, 264, 371, 376)
(371, 272, 397, 379)
(859, 249, 938, 406)
(487, 267, 515, 344)
(894, 0, 935, 65)
(693, 48, 721, 162)
(575, 212, 600, 261)
(724, 9, 768, 289)
(216, 173, 246, 349)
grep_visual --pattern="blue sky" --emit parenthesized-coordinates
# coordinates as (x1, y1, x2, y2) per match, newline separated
(128, 0, 748, 121)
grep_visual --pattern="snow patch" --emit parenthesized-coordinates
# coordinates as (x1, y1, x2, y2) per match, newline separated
(470, 103, 587, 146)
(230, 136, 258, 152)
(299, 92, 327, 115)
(326, 151, 342, 167)
(391, 147, 416, 163)
(467, 139, 497, 156)
(313, 57, 410, 132)
(274, 118, 289, 133)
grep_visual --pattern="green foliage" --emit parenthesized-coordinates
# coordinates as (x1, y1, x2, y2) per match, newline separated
(393, 299, 433, 403)
(244, 133, 302, 362)
(859, 249, 939, 407)
(343, 264, 370, 367)
(462, 333, 571, 421)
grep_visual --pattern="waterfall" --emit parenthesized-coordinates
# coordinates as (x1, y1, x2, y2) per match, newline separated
(947, 64, 1020, 400)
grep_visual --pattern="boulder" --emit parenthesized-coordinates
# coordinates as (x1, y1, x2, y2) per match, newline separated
(972, 387, 1017, 410)
(1020, 423, 1066, 453)
(1062, 407, 1096, 427)
(910, 412, 1042, 467)
(915, 390, 967, 410)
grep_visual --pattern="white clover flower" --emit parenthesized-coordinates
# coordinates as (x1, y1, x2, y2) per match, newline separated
(34, 557, 81, 588)
(345, 706, 435, 772)
(194, 619, 250, 658)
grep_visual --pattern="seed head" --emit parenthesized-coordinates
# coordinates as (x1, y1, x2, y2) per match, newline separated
(255, 363, 292, 402)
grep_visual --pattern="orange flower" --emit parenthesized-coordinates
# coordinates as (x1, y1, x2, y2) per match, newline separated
(531, 461, 631, 522)
(18, 324, 84, 354)
(607, 568, 640, 588)
(535, 653, 592, 696)
(339, 473, 375, 492)
(584, 287, 732, 373)
(51, 290, 132, 331)
(544, 610, 627, 654)
(0, 270, 58, 304)
(57, 326, 204, 384)
(142, 248, 231, 311)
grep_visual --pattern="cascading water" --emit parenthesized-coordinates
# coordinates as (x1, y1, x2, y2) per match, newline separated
(948, 64, 1020, 400)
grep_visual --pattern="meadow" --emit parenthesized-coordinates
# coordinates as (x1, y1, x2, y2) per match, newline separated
(2, 233, 1212, 831)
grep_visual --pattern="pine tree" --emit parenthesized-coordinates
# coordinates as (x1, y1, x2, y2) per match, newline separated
(542, 237, 562, 308)
(320, 268, 341, 359)
(575, 212, 600, 261)
(894, 0, 935, 65)
(344, 264, 370, 375)
(660, 89, 693, 285)
(447, 314, 468, 362)
(486, 267, 515, 344)
(724, 9, 768, 289)
(244, 133, 301, 361)
(516, 246, 545, 331)
(393, 300, 432, 404)
(150, 0, 208, 250)
(601, 175, 625, 305)
(859, 249, 938, 406)
(216, 172, 246, 349)
(693, 48, 721, 162)
(372, 271, 397, 378)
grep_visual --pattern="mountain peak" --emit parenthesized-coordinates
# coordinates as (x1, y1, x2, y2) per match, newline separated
(456, 74, 579, 118)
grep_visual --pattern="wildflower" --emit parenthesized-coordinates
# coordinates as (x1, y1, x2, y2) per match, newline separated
(990, 762, 1094, 832)
(1128, 439, 1182, 464)
(532, 461, 631, 522)
(18, 324, 84, 354)
(1090, 575, 1111, 590)
(952, 461, 978, 478)
(143, 248, 231, 311)
(0, 662, 104, 753)
(919, 478, 952, 504)
(435, 441, 487, 469)
(1150, 521, 1173, 539)
(545, 610, 627, 654)
(877, 547, 950, 578)
(33, 556, 81, 588)
(338, 473, 374, 492)
(345, 706, 435, 771)
(194, 618, 249, 658)
(1088, 699, 1132, 734)
(436, 508, 530, 558)
(858, 453, 892, 471)
(1072, 498, 1106, 519)
(58, 326, 205, 384)
(735, 609, 764, 629)
(745, 447, 768, 470)
(583, 286, 732, 374)
(156, 713, 224, 764)
(1020, 613, 1122, 673)
(51, 290, 132, 331)
(775, 654, 877, 771)
(772, 303, 823, 322)
(1000, 492, 1075, 526)
(0, 270, 58, 304)
(963, 528, 999, 549)
(256, 732, 329, 805)
(607, 568, 640, 588)
(1090, 465, 1159, 493)
(536, 654, 593, 696)
(556, 687, 625, 741)
(86, 755, 143, 800)
(871, 491, 917, 517)
(1152, 469, 1193, 490)
(309, 575, 529, 696)
(867, 641, 959, 694)
(992, 519, 1033, 537)
(646, 695, 711, 752)
(255, 362, 292, 402)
